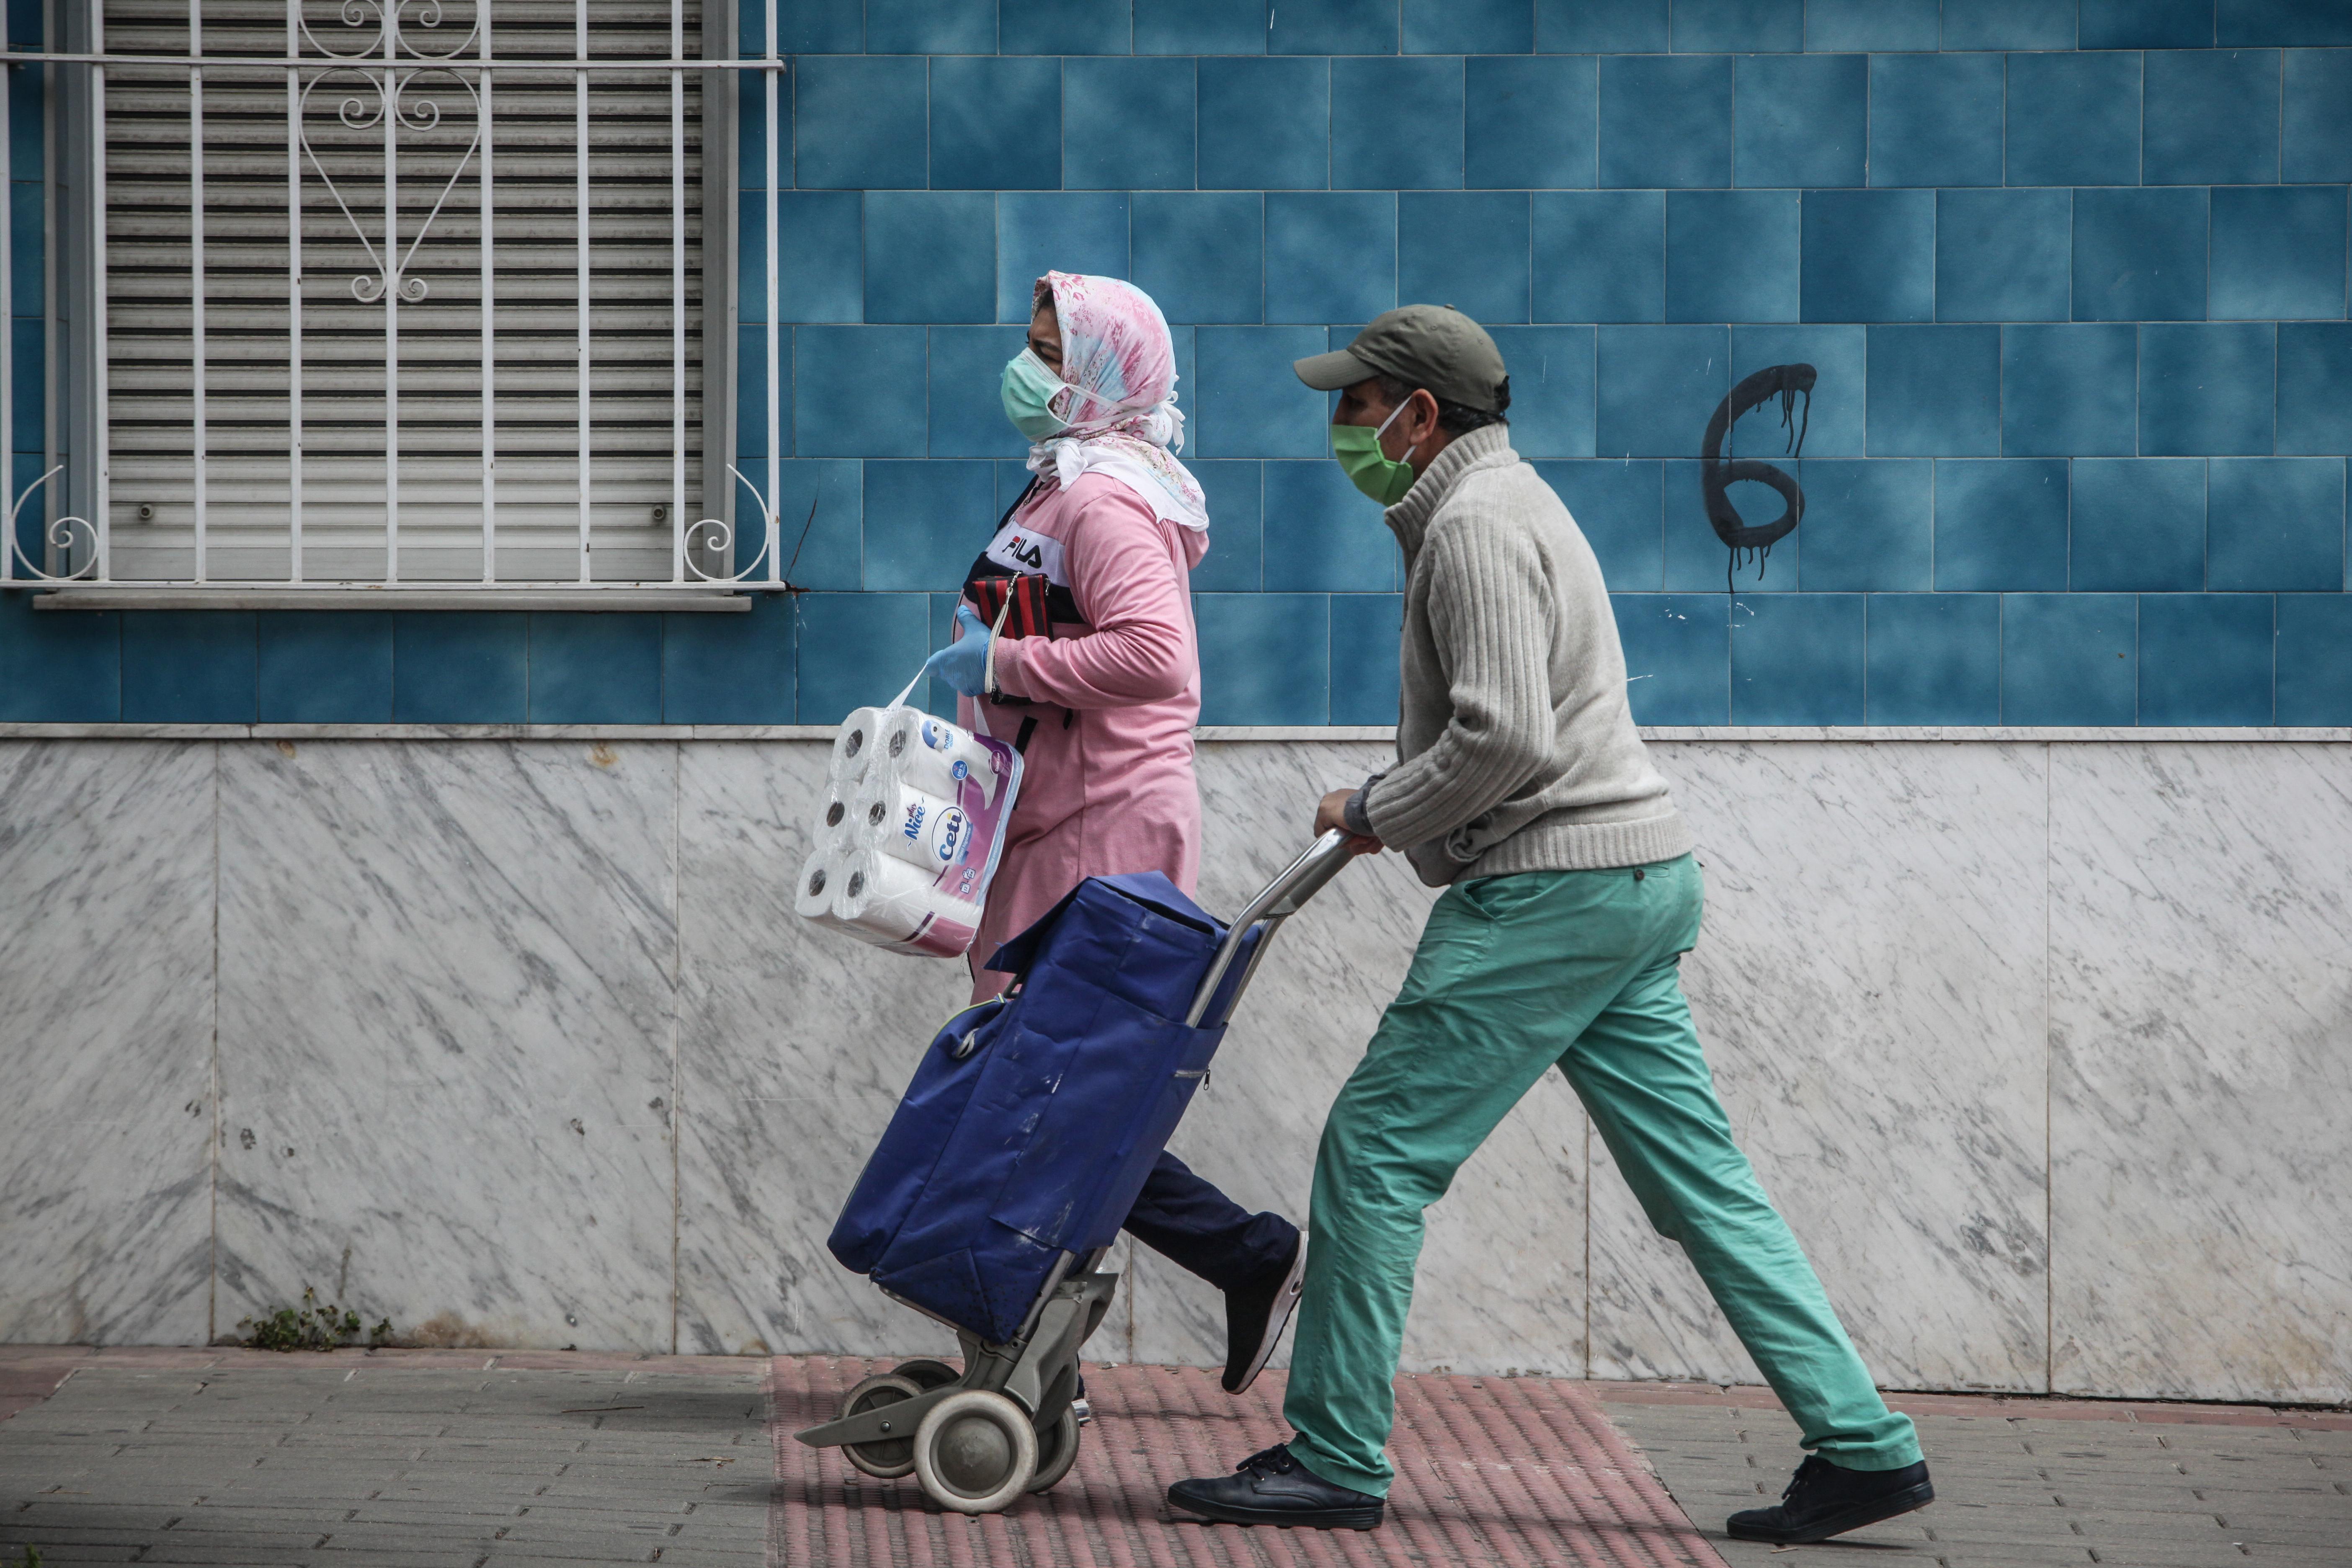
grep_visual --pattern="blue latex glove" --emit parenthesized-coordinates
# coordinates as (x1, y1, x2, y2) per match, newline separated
(921, 603, 993, 697)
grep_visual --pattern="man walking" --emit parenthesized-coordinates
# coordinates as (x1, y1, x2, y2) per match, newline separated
(1165, 307, 1934, 1547)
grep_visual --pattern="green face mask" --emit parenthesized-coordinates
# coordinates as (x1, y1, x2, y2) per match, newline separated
(1330, 398, 1419, 505)
(1001, 348, 1071, 443)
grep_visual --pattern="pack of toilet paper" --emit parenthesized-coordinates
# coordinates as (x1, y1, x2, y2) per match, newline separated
(796, 696, 1024, 959)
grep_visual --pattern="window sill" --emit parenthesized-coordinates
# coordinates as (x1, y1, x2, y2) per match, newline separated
(25, 587, 758, 612)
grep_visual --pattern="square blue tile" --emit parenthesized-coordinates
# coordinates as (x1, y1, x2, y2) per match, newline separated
(2073, 189, 2210, 322)
(392, 613, 524, 724)
(756, 193, 859, 325)
(1399, 193, 1531, 325)
(1538, 460, 1665, 589)
(928, 326, 1030, 459)
(1194, 326, 1333, 458)
(867, 0, 992, 52)
(1865, 592, 2001, 723)
(0, 594, 115, 722)
(1730, 325, 1866, 456)
(1189, 461, 1263, 591)
(9, 317, 43, 451)
(737, 325, 786, 464)
(1539, 0, 1669, 51)
(2282, 48, 2352, 180)
(1199, 58, 1328, 191)
(2082, 0, 2216, 48)
(1868, 53, 2005, 188)
(2006, 52, 2144, 188)
(794, 57, 926, 190)
(1132, 193, 1263, 326)
(1667, 191, 1799, 324)
(766, 461, 864, 589)
(2207, 457, 2344, 589)
(1328, 594, 1403, 725)
(863, 462, 995, 591)
(2144, 47, 2281, 184)
(795, 327, 926, 459)
(2140, 323, 2276, 456)
(998, 193, 1131, 324)
(1612, 593, 1729, 723)
(1194, 593, 1331, 725)
(999, 0, 1130, 54)
(796, 593, 931, 723)
(2139, 592, 2273, 723)
(932, 57, 1061, 192)
(2276, 593, 2352, 722)
(1489, 327, 1596, 459)
(1797, 459, 1934, 590)
(662, 597, 795, 725)
(1867, 325, 2001, 456)
(2001, 592, 2138, 723)
(524, 614, 662, 725)
(864, 193, 994, 325)
(1263, 460, 1398, 591)
(2070, 457, 2209, 590)
(2279, 325, 2352, 453)
(1806, 0, 1940, 51)
(1802, 189, 1934, 324)
(2002, 324, 2139, 456)
(1731, 593, 1864, 724)
(1736, 54, 1865, 189)
(767, 0, 861, 51)
(258, 611, 391, 722)
(1599, 55, 1735, 191)
(1533, 192, 1664, 323)
(1404, 0, 1532, 52)
(1935, 459, 2072, 589)
(122, 611, 253, 723)
(2210, 186, 2347, 322)
(1597, 325, 1729, 459)
(1674, 0, 1803, 49)
(1941, 0, 2079, 49)
(1467, 56, 1597, 191)
(1067, 59, 1195, 191)
(1136, 0, 1266, 52)
(2221, 0, 2352, 46)
(1935, 188, 2073, 322)
(1269, 0, 1397, 53)
(1267, 194, 1396, 324)
(1333, 58, 1464, 191)
(1664, 458, 1803, 591)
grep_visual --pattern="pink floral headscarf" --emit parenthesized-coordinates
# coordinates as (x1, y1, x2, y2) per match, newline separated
(1028, 272, 1210, 533)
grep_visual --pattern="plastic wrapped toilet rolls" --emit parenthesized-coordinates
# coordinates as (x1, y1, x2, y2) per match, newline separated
(879, 708, 1001, 806)
(830, 845, 980, 954)
(856, 774, 975, 873)
(793, 847, 838, 922)
(830, 706, 889, 788)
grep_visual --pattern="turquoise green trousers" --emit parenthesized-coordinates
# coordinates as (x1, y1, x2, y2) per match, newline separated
(1283, 854, 1922, 1498)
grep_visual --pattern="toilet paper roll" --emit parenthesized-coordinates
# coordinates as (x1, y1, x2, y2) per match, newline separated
(817, 787, 858, 850)
(829, 706, 890, 789)
(792, 846, 839, 923)
(879, 708, 1000, 805)
(832, 845, 979, 954)
(856, 775, 975, 872)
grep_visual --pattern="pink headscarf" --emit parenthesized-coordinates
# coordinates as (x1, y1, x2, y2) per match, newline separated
(1028, 272, 1211, 533)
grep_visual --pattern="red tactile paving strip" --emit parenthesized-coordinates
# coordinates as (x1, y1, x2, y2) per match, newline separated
(767, 1357, 1731, 1568)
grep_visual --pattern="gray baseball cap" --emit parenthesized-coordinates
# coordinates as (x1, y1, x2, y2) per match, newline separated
(1293, 304, 1509, 412)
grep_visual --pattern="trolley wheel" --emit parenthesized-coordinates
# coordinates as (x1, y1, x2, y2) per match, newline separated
(890, 1357, 961, 1391)
(836, 1373, 925, 1479)
(913, 1389, 1039, 1514)
(1025, 1403, 1081, 1493)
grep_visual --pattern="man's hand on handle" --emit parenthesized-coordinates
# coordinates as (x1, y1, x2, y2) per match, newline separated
(1314, 790, 1383, 856)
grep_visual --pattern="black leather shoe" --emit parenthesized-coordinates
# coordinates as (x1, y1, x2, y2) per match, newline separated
(1167, 1443, 1384, 1529)
(1727, 1454, 1934, 1544)
(1221, 1235, 1307, 1394)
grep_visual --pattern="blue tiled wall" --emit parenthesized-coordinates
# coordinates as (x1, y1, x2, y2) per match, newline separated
(5, 3, 2350, 726)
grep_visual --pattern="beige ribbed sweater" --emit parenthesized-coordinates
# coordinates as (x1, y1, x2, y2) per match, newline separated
(1351, 424, 1694, 888)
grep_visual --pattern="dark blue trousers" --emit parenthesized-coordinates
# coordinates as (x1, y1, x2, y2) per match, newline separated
(1124, 1151, 1299, 1292)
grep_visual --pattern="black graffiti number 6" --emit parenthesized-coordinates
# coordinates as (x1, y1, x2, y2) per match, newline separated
(1701, 363, 1816, 594)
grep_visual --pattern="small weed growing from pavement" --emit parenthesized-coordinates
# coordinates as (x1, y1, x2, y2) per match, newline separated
(237, 1286, 392, 1352)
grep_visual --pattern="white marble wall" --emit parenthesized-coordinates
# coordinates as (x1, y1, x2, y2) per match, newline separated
(1, 734, 2345, 1404)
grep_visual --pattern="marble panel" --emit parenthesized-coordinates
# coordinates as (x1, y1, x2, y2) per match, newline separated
(1588, 741, 2052, 1393)
(672, 741, 970, 1359)
(2048, 743, 2352, 1404)
(0, 742, 217, 1345)
(214, 740, 680, 1351)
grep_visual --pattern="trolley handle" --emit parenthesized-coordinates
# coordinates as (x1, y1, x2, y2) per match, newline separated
(1183, 830, 1359, 1028)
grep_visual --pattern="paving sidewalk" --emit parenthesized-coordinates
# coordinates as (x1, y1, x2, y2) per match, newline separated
(3, 1349, 2345, 1567)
